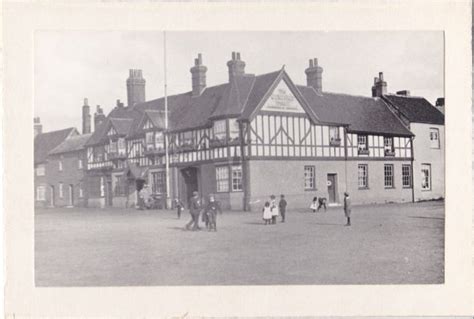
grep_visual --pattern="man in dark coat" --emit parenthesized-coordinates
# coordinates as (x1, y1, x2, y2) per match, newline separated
(185, 191, 202, 231)
(279, 194, 287, 222)
(344, 192, 351, 226)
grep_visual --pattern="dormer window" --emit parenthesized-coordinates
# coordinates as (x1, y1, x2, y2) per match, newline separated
(213, 120, 227, 141)
(145, 132, 154, 150)
(329, 126, 341, 146)
(384, 137, 395, 156)
(155, 131, 164, 150)
(229, 119, 240, 139)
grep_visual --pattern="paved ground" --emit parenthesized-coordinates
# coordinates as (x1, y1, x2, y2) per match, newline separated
(35, 201, 444, 286)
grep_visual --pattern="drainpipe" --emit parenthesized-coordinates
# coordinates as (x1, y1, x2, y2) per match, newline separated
(343, 126, 349, 196)
(410, 135, 415, 203)
(238, 120, 249, 211)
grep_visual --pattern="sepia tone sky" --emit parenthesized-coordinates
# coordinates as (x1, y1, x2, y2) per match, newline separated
(35, 31, 444, 133)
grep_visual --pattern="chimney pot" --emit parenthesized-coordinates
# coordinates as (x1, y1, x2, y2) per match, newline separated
(372, 73, 387, 97)
(127, 69, 146, 107)
(379, 72, 384, 81)
(236, 52, 241, 60)
(84, 98, 88, 106)
(198, 53, 202, 64)
(232, 52, 236, 60)
(227, 51, 246, 83)
(396, 90, 411, 96)
(190, 54, 207, 97)
(309, 59, 314, 68)
(374, 77, 379, 84)
(313, 58, 318, 66)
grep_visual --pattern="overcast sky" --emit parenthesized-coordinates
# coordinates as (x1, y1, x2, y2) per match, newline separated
(35, 31, 443, 133)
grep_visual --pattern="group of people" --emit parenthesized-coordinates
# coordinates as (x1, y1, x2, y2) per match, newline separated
(262, 192, 352, 226)
(178, 191, 222, 232)
(262, 194, 287, 225)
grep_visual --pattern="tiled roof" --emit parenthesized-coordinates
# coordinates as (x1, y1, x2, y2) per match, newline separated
(240, 70, 281, 119)
(34, 127, 78, 164)
(144, 110, 166, 129)
(383, 95, 444, 125)
(110, 118, 133, 135)
(297, 86, 413, 136)
(50, 133, 93, 155)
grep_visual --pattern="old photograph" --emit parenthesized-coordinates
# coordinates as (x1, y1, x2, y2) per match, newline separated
(33, 31, 445, 286)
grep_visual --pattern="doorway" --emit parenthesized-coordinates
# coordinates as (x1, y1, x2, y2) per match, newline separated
(68, 185, 74, 207)
(180, 167, 199, 207)
(327, 173, 338, 203)
(106, 180, 113, 206)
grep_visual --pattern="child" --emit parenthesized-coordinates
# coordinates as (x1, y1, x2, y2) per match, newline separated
(262, 201, 272, 225)
(310, 197, 318, 213)
(279, 194, 287, 222)
(317, 197, 327, 212)
(174, 198, 184, 219)
(270, 195, 278, 224)
(204, 194, 222, 231)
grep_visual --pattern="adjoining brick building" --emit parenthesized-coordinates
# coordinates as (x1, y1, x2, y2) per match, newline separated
(80, 53, 445, 210)
(34, 122, 78, 208)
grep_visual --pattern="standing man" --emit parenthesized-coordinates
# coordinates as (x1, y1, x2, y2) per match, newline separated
(186, 191, 202, 231)
(279, 194, 287, 223)
(344, 192, 351, 226)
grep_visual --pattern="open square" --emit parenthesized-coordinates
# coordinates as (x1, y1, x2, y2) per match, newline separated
(35, 201, 444, 286)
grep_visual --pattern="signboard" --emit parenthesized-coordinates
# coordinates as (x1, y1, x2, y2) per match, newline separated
(261, 80, 305, 113)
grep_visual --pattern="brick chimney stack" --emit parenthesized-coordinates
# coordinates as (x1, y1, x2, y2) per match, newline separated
(435, 97, 445, 114)
(227, 52, 246, 83)
(34, 117, 42, 137)
(372, 72, 387, 97)
(126, 69, 146, 107)
(94, 105, 106, 131)
(82, 98, 91, 134)
(190, 53, 207, 97)
(305, 58, 323, 94)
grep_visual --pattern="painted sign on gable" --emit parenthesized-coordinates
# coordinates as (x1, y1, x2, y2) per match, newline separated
(261, 80, 305, 113)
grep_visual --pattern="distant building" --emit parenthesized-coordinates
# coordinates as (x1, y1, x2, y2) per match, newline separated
(34, 124, 78, 208)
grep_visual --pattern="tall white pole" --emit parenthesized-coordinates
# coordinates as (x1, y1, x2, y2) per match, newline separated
(164, 31, 171, 209)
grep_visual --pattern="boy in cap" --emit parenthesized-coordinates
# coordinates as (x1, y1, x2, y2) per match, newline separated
(344, 192, 351, 226)
(185, 191, 202, 231)
(204, 194, 222, 231)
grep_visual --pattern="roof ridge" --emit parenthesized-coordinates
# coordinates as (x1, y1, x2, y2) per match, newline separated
(384, 93, 427, 99)
(239, 76, 256, 114)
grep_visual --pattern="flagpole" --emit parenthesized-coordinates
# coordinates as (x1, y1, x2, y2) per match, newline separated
(164, 31, 171, 209)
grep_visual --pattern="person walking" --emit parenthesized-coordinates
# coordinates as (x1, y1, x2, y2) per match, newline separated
(279, 194, 287, 222)
(185, 191, 202, 231)
(344, 192, 351, 226)
(310, 196, 318, 213)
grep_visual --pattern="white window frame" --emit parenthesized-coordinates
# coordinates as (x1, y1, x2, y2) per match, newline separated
(59, 183, 64, 198)
(118, 137, 126, 155)
(304, 166, 316, 190)
(229, 119, 240, 139)
(36, 185, 46, 201)
(357, 135, 368, 151)
(329, 126, 340, 141)
(384, 164, 394, 188)
(358, 164, 368, 188)
(100, 177, 105, 197)
(216, 166, 229, 192)
(231, 165, 243, 191)
(155, 131, 164, 150)
(402, 164, 412, 188)
(36, 164, 45, 176)
(213, 120, 227, 140)
(58, 159, 63, 171)
(145, 132, 154, 150)
(429, 128, 440, 149)
(79, 183, 84, 198)
(421, 164, 431, 191)
(384, 137, 394, 153)
(78, 159, 83, 169)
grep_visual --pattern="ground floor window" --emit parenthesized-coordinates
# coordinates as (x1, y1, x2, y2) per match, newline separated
(384, 164, 394, 188)
(151, 171, 166, 194)
(304, 166, 316, 190)
(358, 164, 368, 188)
(402, 164, 412, 188)
(421, 164, 431, 190)
(36, 185, 46, 200)
(59, 183, 64, 198)
(231, 165, 243, 191)
(216, 166, 229, 192)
